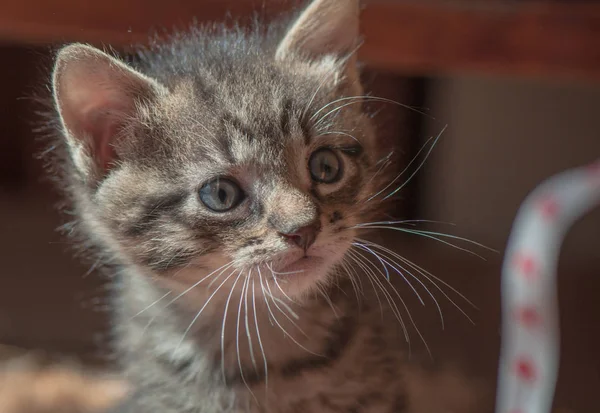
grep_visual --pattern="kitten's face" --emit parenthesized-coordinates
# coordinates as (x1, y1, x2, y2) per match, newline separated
(53, 0, 385, 299)
(102, 72, 376, 297)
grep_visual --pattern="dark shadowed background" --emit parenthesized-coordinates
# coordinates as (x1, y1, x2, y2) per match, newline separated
(0, 0, 599, 412)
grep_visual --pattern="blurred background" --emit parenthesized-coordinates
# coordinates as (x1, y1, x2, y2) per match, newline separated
(0, 0, 599, 412)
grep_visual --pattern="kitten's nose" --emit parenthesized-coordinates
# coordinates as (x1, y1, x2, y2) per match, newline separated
(279, 223, 320, 251)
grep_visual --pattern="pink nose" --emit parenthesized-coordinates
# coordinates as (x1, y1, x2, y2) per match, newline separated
(279, 224, 319, 251)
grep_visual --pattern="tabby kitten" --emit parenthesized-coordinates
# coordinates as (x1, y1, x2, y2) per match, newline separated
(49, 0, 476, 412)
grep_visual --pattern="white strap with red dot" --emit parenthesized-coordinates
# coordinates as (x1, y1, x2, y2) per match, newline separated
(496, 160, 600, 413)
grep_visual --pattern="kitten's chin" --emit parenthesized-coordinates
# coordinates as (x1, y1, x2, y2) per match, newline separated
(277, 255, 325, 276)
(271, 247, 346, 298)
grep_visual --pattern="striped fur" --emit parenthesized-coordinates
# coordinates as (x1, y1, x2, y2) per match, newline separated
(45, 1, 479, 412)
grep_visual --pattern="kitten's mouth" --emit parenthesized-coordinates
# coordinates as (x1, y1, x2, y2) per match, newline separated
(272, 254, 323, 276)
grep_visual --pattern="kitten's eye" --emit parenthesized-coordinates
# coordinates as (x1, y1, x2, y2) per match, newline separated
(309, 149, 341, 184)
(199, 178, 244, 212)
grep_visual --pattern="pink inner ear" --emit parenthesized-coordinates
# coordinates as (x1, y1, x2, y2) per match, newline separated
(54, 46, 156, 177)
(97, 121, 120, 172)
(80, 104, 127, 173)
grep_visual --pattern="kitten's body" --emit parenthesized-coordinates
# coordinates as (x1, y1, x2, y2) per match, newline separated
(46, 1, 477, 412)
(115, 272, 407, 412)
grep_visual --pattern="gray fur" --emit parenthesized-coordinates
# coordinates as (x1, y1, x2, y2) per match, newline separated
(43, 1, 477, 412)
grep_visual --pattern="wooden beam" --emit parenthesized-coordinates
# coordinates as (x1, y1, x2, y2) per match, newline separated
(0, 0, 598, 81)
(360, 1, 600, 81)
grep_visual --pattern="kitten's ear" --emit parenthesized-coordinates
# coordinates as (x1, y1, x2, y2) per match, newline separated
(277, 0, 360, 60)
(276, 0, 361, 88)
(53, 44, 163, 180)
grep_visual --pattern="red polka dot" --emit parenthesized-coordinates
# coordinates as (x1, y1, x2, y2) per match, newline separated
(538, 195, 559, 220)
(516, 306, 542, 328)
(513, 253, 538, 280)
(514, 358, 537, 382)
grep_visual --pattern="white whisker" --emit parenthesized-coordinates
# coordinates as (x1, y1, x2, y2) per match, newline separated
(177, 268, 237, 355)
(301, 45, 359, 122)
(311, 95, 429, 126)
(342, 256, 365, 295)
(382, 126, 446, 200)
(353, 242, 425, 306)
(353, 219, 456, 228)
(358, 239, 476, 324)
(236, 271, 258, 403)
(407, 229, 496, 252)
(354, 241, 443, 328)
(252, 277, 268, 391)
(319, 130, 359, 142)
(259, 271, 322, 357)
(262, 269, 307, 336)
(220, 270, 244, 383)
(272, 297, 299, 320)
(339, 259, 363, 307)
(315, 283, 339, 319)
(267, 263, 299, 303)
(355, 226, 487, 259)
(167, 261, 235, 307)
(347, 249, 409, 343)
(129, 291, 172, 320)
(267, 264, 305, 276)
(244, 269, 257, 373)
(350, 251, 386, 320)
(366, 151, 394, 186)
(352, 247, 430, 358)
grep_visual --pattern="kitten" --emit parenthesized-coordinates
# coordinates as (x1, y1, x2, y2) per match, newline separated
(47, 0, 478, 411)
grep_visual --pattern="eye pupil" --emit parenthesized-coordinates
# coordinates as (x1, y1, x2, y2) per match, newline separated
(309, 149, 341, 184)
(199, 178, 243, 212)
(218, 188, 227, 203)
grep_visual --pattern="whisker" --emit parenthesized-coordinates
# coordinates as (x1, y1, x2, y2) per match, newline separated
(366, 135, 436, 202)
(341, 256, 365, 295)
(348, 249, 409, 339)
(177, 269, 238, 355)
(371, 150, 394, 174)
(353, 242, 425, 306)
(407, 229, 496, 253)
(354, 241, 443, 328)
(243, 269, 258, 374)
(139, 313, 159, 342)
(315, 283, 339, 319)
(353, 219, 456, 228)
(347, 249, 410, 343)
(272, 297, 300, 320)
(318, 130, 359, 143)
(346, 251, 384, 320)
(382, 126, 446, 201)
(302, 44, 360, 121)
(236, 271, 258, 403)
(339, 260, 363, 307)
(267, 263, 299, 303)
(220, 270, 244, 384)
(129, 291, 172, 320)
(398, 254, 475, 325)
(262, 269, 308, 337)
(259, 271, 322, 357)
(355, 247, 432, 358)
(252, 277, 268, 391)
(359, 239, 476, 323)
(167, 261, 235, 307)
(82, 258, 101, 278)
(267, 263, 305, 276)
(311, 95, 430, 126)
(355, 226, 487, 259)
